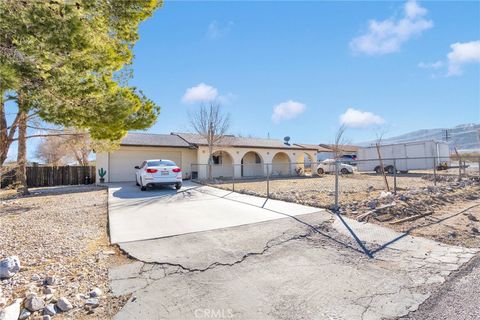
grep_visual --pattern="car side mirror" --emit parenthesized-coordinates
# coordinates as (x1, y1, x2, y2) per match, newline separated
(134, 166, 140, 169)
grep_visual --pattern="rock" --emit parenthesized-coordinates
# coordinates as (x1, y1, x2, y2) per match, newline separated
(56, 297, 73, 312)
(43, 304, 56, 316)
(0, 297, 6, 308)
(0, 256, 20, 279)
(472, 227, 479, 234)
(467, 214, 478, 222)
(379, 191, 392, 198)
(368, 201, 377, 210)
(43, 287, 54, 295)
(33, 316, 51, 320)
(44, 276, 55, 286)
(102, 250, 116, 255)
(18, 309, 31, 320)
(0, 299, 22, 320)
(448, 231, 457, 238)
(25, 295, 45, 312)
(89, 287, 102, 298)
(85, 298, 99, 308)
(31, 274, 41, 282)
(44, 294, 53, 301)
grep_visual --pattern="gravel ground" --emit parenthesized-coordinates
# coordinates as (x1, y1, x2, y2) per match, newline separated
(401, 253, 480, 320)
(211, 173, 480, 247)
(212, 173, 453, 208)
(0, 186, 130, 319)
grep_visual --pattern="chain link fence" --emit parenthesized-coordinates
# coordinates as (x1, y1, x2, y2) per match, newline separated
(191, 155, 480, 257)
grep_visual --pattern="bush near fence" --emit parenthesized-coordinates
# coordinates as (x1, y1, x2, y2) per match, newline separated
(0, 166, 96, 188)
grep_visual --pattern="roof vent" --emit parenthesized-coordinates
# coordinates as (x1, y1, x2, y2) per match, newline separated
(283, 136, 291, 146)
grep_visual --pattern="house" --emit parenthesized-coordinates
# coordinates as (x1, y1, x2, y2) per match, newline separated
(316, 144, 359, 161)
(96, 132, 318, 182)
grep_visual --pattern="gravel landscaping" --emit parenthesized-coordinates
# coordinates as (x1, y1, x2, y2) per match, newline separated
(0, 186, 130, 319)
(211, 173, 480, 247)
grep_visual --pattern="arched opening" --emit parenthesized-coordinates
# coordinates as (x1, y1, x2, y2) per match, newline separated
(241, 151, 263, 177)
(271, 152, 291, 176)
(295, 152, 314, 176)
(211, 150, 234, 178)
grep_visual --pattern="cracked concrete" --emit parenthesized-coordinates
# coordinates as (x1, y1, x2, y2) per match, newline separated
(110, 211, 477, 320)
(108, 184, 478, 319)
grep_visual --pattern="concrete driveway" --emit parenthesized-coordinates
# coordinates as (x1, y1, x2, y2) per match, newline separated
(107, 182, 479, 320)
(108, 181, 322, 244)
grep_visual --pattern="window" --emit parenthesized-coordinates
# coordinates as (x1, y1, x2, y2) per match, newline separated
(212, 155, 222, 165)
(147, 160, 176, 167)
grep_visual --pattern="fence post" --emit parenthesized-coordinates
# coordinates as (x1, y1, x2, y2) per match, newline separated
(334, 160, 339, 211)
(266, 164, 270, 199)
(232, 165, 235, 192)
(433, 156, 437, 187)
(458, 156, 462, 180)
(393, 159, 397, 194)
(478, 157, 480, 181)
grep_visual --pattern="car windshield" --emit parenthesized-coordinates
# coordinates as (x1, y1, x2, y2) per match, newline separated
(147, 160, 176, 167)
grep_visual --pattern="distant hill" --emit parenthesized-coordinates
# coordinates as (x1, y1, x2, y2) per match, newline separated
(361, 123, 480, 150)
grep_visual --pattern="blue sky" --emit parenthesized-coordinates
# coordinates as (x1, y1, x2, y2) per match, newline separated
(5, 0, 480, 161)
(129, 0, 479, 145)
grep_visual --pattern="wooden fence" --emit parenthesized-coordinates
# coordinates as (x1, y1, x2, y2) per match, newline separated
(1, 166, 96, 188)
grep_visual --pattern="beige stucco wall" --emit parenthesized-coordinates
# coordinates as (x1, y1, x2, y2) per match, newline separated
(96, 146, 197, 183)
(194, 146, 316, 179)
(97, 144, 317, 182)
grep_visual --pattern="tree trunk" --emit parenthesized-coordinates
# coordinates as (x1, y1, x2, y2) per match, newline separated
(375, 143, 390, 192)
(16, 96, 29, 195)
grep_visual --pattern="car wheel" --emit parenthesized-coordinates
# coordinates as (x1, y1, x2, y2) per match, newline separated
(386, 166, 395, 174)
(317, 168, 324, 175)
(340, 168, 349, 174)
(140, 178, 147, 191)
(175, 183, 182, 190)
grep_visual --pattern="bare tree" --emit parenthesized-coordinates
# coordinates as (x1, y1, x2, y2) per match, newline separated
(189, 102, 230, 180)
(62, 129, 91, 166)
(332, 124, 348, 160)
(374, 127, 390, 192)
(35, 135, 69, 166)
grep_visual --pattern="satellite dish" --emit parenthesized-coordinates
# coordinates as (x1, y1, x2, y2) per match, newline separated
(284, 136, 291, 145)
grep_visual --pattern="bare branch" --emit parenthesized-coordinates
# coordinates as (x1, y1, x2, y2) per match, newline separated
(189, 102, 231, 179)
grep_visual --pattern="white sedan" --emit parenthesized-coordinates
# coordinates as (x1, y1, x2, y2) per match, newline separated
(316, 159, 354, 175)
(135, 159, 182, 191)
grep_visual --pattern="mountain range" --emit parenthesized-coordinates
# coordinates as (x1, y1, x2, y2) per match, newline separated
(361, 123, 480, 151)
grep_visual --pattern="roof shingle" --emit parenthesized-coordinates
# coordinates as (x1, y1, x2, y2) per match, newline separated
(120, 133, 193, 148)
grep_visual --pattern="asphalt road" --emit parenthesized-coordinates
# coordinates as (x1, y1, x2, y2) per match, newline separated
(402, 253, 480, 320)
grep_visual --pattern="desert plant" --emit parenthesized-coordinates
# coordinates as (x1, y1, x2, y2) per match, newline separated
(98, 168, 107, 183)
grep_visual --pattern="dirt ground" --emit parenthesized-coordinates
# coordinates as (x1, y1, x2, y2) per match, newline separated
(212, 172, 463, 208)
(0, 186, 130, 319)
(211, 172, 480, 248)
(391, 200, 480, 248)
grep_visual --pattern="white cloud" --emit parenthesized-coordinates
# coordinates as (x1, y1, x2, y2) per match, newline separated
(207, 20, 234, 39)
(181, 83, 218, 103)
(271, 100, 306, 123)
(350, 0, 432, 55)
(418, 60, 443, 69)
(447, 40, 480, 76)
(340, 108, 385, 128)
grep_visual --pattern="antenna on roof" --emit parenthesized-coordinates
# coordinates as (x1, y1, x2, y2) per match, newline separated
(267, 132, 270, 139)
(283, 136, 291, 145)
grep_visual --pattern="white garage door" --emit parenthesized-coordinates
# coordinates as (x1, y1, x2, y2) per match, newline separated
(109, 148, 182, 182)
